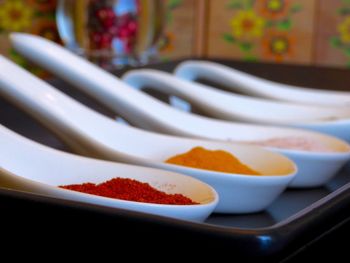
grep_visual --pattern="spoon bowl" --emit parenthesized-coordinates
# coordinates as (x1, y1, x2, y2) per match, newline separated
(174, 60, 350, 107)
(0, 54, 296, 213)
(0, 125, 218, 221)
(9, 33, 350, 189)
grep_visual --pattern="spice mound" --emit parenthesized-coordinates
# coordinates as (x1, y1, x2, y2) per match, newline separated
(165, 146, 260, 175)
(60, 178, 198, 205)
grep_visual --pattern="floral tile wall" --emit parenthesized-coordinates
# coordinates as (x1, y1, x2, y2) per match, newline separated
(0, 0, 195, 73)
(158, 0, 196, 60)
(1, 0, 350, 71)
(315, 0, 350, 67)
(206, 0, 316, 64)
(0, 0, 59, 77)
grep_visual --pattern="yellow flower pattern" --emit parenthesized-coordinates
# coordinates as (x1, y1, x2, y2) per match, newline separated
(338, 16, 350, 44)
(272, 38, 288, 53)
(0, 0, 34, 31)
(267, 0, 284, 12)
(0, 0, 58, 77)
(223, 0, 301, 62)
(230, 10, 265, 39)
(331, 3, 350, 67)
(262, 30, 295, 62)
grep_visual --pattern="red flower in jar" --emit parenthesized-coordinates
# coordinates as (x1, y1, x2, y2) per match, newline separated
(87, 1, 139, 53)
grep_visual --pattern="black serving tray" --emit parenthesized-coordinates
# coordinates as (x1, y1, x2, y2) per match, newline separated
(1, 59, 350, 261)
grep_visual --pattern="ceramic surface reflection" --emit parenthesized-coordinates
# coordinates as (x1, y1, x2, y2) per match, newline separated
(10, 34, 350, 188)
(0, 55, 296, 213)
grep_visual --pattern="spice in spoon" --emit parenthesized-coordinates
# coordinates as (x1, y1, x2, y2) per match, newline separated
(60, 177, 198, 205)
(245, 136, 335, 152)
(165, 146, 260, 175)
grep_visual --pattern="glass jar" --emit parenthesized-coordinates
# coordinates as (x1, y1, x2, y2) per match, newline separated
(56, 0, 165, 69)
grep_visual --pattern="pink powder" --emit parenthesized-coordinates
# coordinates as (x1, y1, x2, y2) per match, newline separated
(245, 137, 335, 152)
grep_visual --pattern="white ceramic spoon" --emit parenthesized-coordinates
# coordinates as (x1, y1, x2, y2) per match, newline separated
(0, 55, 297, 214)
(174, 60, 350, 107)
(0, 124, 218, 221)
(10, 33, 350, 188)
(123, 69, 350, 141)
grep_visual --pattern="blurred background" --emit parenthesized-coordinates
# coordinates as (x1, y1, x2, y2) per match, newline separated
(0, 0, 349, 76)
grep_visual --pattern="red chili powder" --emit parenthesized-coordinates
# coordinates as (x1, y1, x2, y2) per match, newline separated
(60, 177, 198, 205)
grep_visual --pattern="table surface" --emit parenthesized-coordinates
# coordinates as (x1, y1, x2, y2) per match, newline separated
(1, 58, 350, 261)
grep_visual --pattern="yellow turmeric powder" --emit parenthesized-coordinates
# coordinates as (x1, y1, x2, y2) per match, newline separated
(165, 146, 260, 175)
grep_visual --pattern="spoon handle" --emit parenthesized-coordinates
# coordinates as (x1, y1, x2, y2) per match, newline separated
(0, 55, 84, 149)
(0, 55, 75, 125)
(0, 55, 119, 155)
(10, 34, 266, 136)
(174, 60, 350, 106)
(122, 69, 350, 125)
(122, 69, 250, 119)
(123, 68, 236, 104)
(10, 33, 185, 131)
